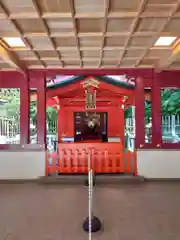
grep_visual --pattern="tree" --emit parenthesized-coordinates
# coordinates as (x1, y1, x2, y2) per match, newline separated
(30, 101, 36, 124)
(125, 102, 151, 119)
(125, 88, 180, 119)
(0, 88, 20, 120)
(0, 88, 57, 124)
(30, 101, 57, 124)
(161, 88, 180, 115)
(46, 106, 57, 122)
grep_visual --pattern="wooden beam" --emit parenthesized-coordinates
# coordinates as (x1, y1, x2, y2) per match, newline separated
(29, 68, 154, 79)
(155, 40, 180, 71)
(135, 1, 180, 67)
(98, 0, 110, 67)
(0, 42, 26, 73)
(31, 0, 63, 67)
(117, 0, 148, 67)
(5, 10, 179, 20)
(69, 0, 82, 67)
(0, 1, 44, 68)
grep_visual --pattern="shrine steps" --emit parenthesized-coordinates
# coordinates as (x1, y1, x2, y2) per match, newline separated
(1, 176, 180, 184)
(39, 174, 145, 185)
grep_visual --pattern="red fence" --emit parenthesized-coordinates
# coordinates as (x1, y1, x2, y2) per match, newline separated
(46, 143, 137, 175)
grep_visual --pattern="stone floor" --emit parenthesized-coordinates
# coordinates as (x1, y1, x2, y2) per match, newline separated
(0, 182, 180, 240)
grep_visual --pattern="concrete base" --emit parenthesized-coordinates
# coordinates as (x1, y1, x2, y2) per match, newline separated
(137, 150, 180, 179)
(0, 151, 45, 179)
(1, 149, 180, 181)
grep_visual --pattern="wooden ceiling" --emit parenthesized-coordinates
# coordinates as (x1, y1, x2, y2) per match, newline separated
(0, 0, 180, 72)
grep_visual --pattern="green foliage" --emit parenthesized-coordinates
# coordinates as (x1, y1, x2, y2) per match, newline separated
(0, 88, 20, 120)
(161, 88, 180, 115)
(30, 101, 36, 124)
(125, 88, 180, 119)
(46, 106, 57, 122)
(124, 107, 131, 118)
(30, 102, 57, 123)
(0, 89, 57, 123)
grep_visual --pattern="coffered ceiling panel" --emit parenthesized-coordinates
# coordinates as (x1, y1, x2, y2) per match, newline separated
(0, 0, 179, 70)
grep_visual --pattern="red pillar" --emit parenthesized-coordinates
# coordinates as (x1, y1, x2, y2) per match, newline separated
(0, 72, 3, 87)
(152, 73, 162, 146)
(20, 75, 30, 144)
(37, 75, 46, 146)
(57, 108, 61, 143)
(119, 107, 125, 148)
(135, 76, 145, 148)
(58, 105, 65, 143)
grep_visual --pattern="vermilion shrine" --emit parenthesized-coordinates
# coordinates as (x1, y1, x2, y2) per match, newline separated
(1, 69, 180, 179)
(0, 0, 180, 179)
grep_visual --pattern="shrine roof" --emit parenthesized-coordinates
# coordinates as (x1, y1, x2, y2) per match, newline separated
(46, 75, 135, 90)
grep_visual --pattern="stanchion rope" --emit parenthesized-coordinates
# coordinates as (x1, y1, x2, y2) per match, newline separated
(82, 149, 102, 235)
(88, 151, 93, 240)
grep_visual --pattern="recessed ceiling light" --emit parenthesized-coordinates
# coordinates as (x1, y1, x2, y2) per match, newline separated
(155, 36, 177, 46)
(3, 37, 26, 47)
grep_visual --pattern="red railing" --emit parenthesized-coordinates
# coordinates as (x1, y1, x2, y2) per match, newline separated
(46, 143, 137, 176)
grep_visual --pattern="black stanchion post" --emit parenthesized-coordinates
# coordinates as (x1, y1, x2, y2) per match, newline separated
(83, 150, 102, 234)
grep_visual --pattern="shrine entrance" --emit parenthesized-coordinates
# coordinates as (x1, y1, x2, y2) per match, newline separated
(44, 75, 137, 175)
(74, 112, 108, 142)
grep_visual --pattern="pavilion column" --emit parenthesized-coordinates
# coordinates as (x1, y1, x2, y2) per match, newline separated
(135, 76, 145, 148)
(57, 108, 61, 143)
(132, 105, 136, 150)
(0, 72, 2, 87)
(57, 106, 64, 143)
(37, 75, 46, 146)
(151, 73, 162, 146)
(119, 107, 125, 148)
(20, 75, 30, 144)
